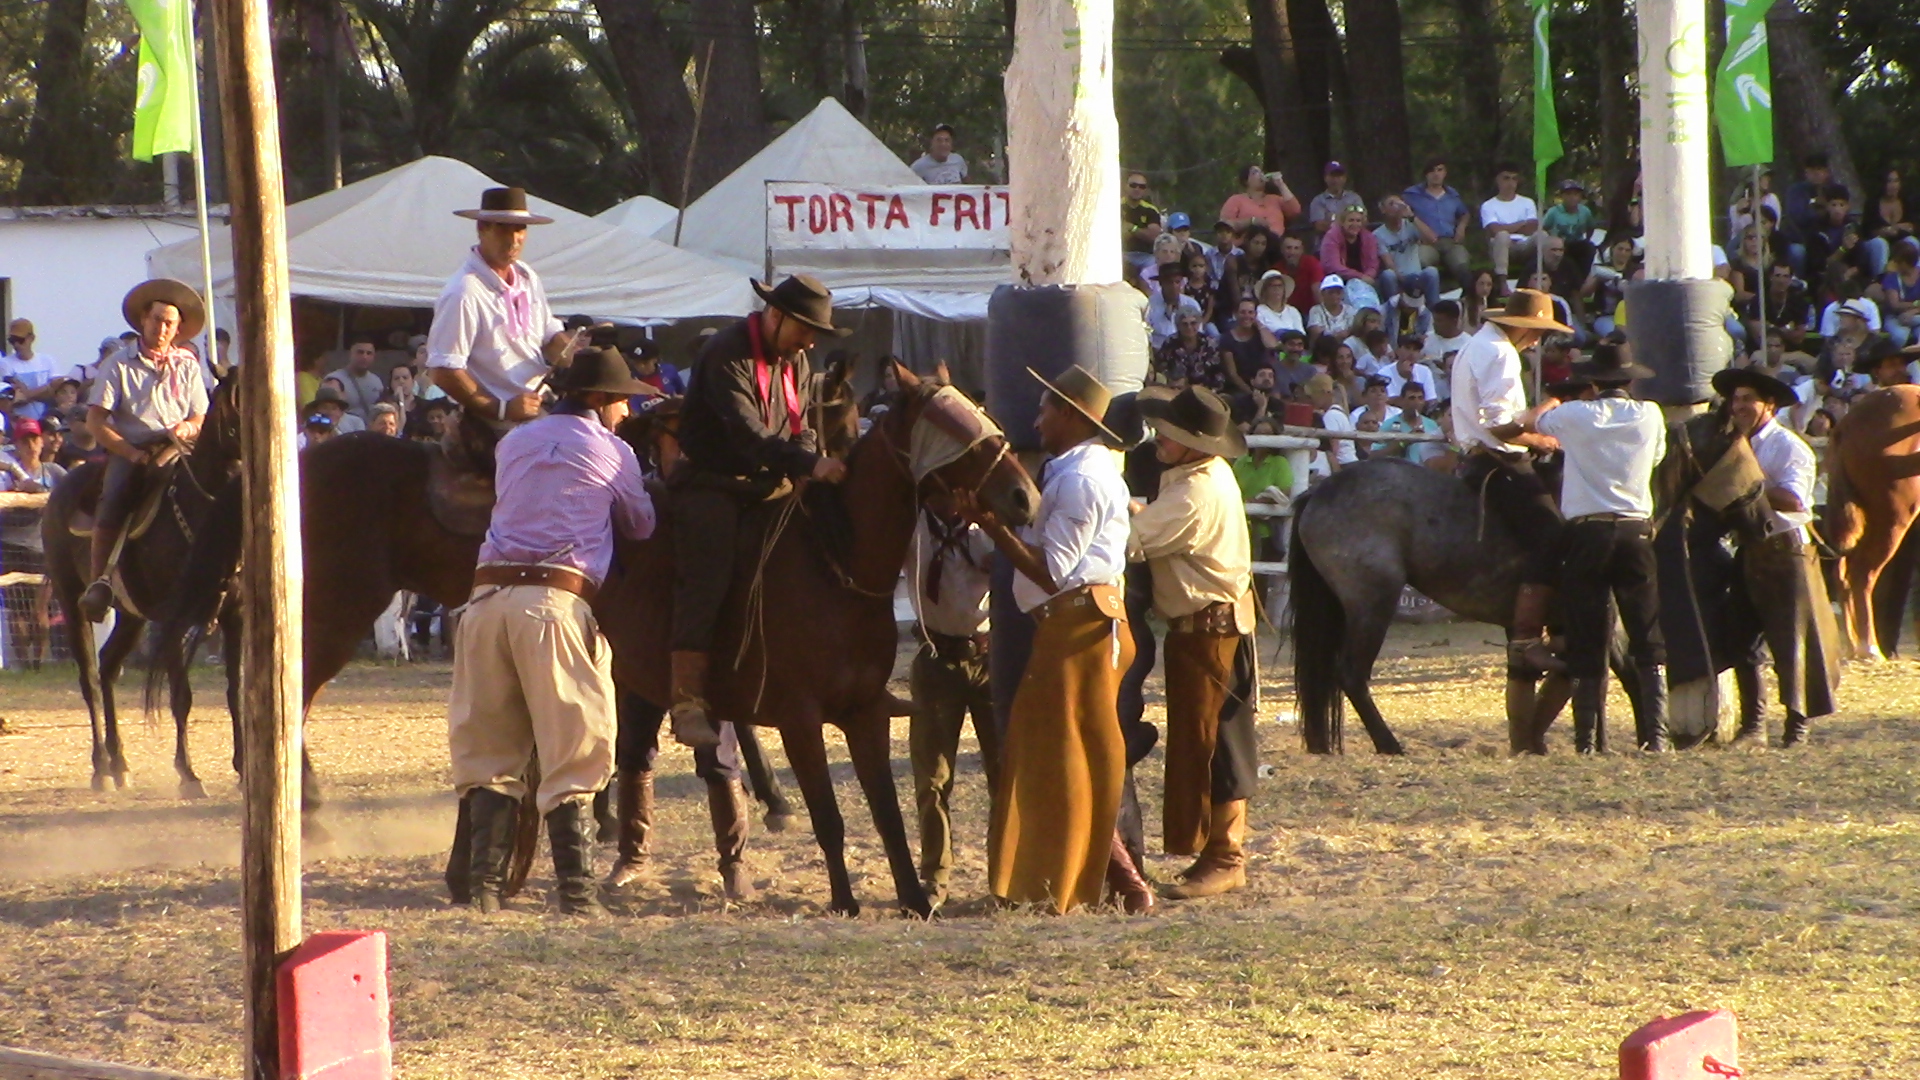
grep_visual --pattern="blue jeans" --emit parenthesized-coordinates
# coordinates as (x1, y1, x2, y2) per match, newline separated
(1787, 242, 1807, 279)
(1379, 266, 1440, 307)
(1864, 236, 1891, 278)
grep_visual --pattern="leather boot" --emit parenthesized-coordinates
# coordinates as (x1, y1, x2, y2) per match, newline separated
(592, 782, 619, 843)
(1163, 800, 1248, 900)
(1731, 664, 1766, 746)
(78, 528, 117, 623)
(1508, 584, 1568, 674)
(445, 794, 473, 904)
(1782, 712, 1811, 748)
(707, 776, 754, 902)
(669, 651, 722, 749)
(1634, 663, 1670, 752)
(1527, 672, 1572, 755)
(604, 769, 655, 888)
(545, 799, 606, 917)
(465, 787, 520, 914)
(1104, 828, 1156, 914)
(1504, 676, 1538, 755)
(1571, 676, 1605, 755)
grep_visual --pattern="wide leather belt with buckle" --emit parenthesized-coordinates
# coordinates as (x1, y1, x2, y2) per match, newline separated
(1034, 583, 1124, 624)
(926, 630, 990, 662)
(1569, 512, 1648, 524)
(1168, 600, 1239, 634)
(473, 563, 598, 602)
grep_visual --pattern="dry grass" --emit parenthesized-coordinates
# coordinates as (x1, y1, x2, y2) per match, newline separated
(1, 624, 1918, 1078)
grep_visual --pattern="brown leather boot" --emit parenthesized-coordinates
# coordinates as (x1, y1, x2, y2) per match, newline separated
(604, 769, 654, 888)
(1104, 828, 1155, 914)
(1163, 800, 1248, 900)
(1508, 584, 1567, 674)
(669, 651, 721, 749)
(707, 776, 754, 902)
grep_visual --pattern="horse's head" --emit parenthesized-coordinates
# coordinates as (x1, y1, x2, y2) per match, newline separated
(870, 361, 1038, 527)
(197, 369, 245, 468)
(811, 356, 861, 458)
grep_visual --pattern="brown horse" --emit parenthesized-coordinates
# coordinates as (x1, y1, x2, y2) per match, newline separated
(594, 365, 1039, 917)
(1825, 384, 1920, 661)
(41, 375, 246, 797)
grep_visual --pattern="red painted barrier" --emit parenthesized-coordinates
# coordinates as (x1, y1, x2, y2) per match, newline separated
(277, 930, 393, 1080)
(1620, 1009, 1741, 1079)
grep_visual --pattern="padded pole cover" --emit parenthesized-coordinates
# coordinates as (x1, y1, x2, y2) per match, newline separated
(1625, 278, 1735, 405)
(984, 283, 1149, 452)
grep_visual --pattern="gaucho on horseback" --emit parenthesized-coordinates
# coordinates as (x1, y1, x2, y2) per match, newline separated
(1449, 288, 1576, 675)
(667, 274, 851, 750)
(77, 279, 210, 623)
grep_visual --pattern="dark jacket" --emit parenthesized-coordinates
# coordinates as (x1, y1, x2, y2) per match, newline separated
(677, 316, 819, 481)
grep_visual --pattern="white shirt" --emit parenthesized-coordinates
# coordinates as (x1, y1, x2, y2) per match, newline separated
(426, 248, 563, 406)
(1013, 439, 1131, 613)
(1818, 300, 1884, 336)
(1450, 323, 1528, 453)
(1146, 292, 1204, 350)
(1748, 417, 1816, 542)
(1309, 405, 1359, 477)
(1382, 362, 1438, 401)
(910, 153, 968, 185)
(1480, 195, 1539, 242)
(1256, 303, 1304, 338)
(324, 367, 385, 421)
(1536, 394, 1667, 519)
(1423, 329, 1472, 364)
(907, 513, 994, 637)
(0, 351, 59, 419)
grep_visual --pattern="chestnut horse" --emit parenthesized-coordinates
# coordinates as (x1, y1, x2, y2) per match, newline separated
(594, 365, 1039, 917)
(1825, 384, 1920, 660)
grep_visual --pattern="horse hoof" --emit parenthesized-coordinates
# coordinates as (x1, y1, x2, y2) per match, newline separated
(91, 773, 108, 793)
(830, 899, 861, 917)
(763, 811, 797, 834)
(178, 779, 209, 800)
(112, 771, 131, 790)
(302, 816, 335, 846)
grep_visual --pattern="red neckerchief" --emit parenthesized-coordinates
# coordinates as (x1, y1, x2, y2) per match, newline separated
(747, 311, 803, 436)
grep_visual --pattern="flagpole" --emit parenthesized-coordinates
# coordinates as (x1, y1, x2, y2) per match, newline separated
(1753, 165, 1767, 362)
(187, 0, 219, 373)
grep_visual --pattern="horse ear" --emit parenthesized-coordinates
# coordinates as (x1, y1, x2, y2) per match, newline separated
(932, 360, 952, 386)
(821, 358, 851, 402)
(893, 359, 921, 391)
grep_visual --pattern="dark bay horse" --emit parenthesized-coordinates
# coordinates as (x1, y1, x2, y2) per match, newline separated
(42, 374, 244, 796)
(1825, 384, 1920, 661)
(594, 365, 1039, 917)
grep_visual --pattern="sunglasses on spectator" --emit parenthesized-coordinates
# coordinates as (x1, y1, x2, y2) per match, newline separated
(6, 336, 27, 345)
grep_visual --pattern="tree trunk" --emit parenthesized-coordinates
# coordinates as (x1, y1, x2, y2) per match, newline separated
(1451, 0, 1503, 195)
(691, 0, 771, 199)
(1767, 0, 1860, 198)
(1238, 0, 1320, 185)
(1340, 0, 1410, 200)
(1595, 0, 1634, 222)
(843, 0, 869, 121)
(14, 0, 92, 204)
(592, 0, 698, 200)
(1287, 0, 1338, 171)
(1005, 0, 1120, 285)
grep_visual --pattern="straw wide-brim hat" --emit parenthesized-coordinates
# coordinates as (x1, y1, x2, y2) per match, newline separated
(1140, 384, 1247, 458)
(1486, 288, 1575, 334)
(122, 278, 205, 341)
(453, 186, 555, 225)
(1028, 364, 1127, 448)
(752, 273, 852, 337)
(1711, 366, 1798, 409)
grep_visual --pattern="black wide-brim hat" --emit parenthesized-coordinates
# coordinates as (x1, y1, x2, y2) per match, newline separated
(1140, 385, 1248, 458)
(558, 346, 651, 397)
(752, 273, 852, 337)
(454, 186, 555, 225)
(123, 278, 205, 341)
(1711, 366, 1798, 409)
(1570, 354, 1655, 383)
(1849, 337, 1916, 375)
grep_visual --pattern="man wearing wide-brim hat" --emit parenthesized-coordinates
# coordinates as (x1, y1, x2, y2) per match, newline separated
(1849, 337, 1917, 388)
(1710, 364, 1838, 749)
(1126, 385, 1260, 898)
(667, 275, 850, 749)
(1516, 343, 1670, 752)
(76, 278, 211, 621)
(1451, 287, 1576, 683)
(955, 364, 1146, 915)
(424, 187, 581, 429)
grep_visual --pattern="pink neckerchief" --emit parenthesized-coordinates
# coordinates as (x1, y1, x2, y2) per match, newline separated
(747, 312, 803, 436)
(474, 247, 533, 338)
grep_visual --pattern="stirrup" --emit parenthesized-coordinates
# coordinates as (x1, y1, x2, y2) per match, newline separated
(1508, 637, 1567, 675)
(670, 698, 721, 749)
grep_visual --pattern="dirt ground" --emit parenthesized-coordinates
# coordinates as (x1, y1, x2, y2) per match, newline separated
(1, 623, 1917, 1079)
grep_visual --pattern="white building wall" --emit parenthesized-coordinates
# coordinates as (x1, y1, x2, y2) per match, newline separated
(0, 216, 202, 375)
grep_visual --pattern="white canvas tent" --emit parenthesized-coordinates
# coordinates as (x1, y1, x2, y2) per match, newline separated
(148, 156, 753, 320)
(658, 97, 1008, 319)
(596, 194, 678, 239)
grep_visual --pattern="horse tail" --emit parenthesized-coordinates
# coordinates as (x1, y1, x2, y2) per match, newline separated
(1823, 423, 1864, 555)
(1286, 492, 1345, 754)
(145, 473, 245, 719)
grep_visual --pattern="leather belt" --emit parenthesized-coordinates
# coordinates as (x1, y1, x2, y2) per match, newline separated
(473, 563, 598, 602)
(1569, 512, 1648, 524)
(926, 630, 990, 662)
(1033, 583, 1124, 624)
(1167, 599, 1239, 635)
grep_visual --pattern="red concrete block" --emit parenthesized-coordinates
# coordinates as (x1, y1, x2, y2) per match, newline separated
(278, 930, 393, 1080)
(1620, 1009, 1741, 1080)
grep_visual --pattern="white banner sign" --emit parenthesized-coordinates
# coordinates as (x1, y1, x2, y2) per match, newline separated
(767, 182, 1010, 252)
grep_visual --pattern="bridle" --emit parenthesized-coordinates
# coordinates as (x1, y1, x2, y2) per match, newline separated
(866, 384, 1013, 502)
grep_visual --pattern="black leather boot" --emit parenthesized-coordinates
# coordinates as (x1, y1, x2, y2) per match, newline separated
(465, 787, 520, 914)
(707, 777, 754, 902)
(1572, 676, 1605, 755)
(545, 799, 607, 917)
(1782, 711, 1811, 748)
(1732, 664, 1766, 745)
(1634, 663, 1669, 752)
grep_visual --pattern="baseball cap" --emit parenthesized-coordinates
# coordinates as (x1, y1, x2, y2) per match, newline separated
(1559, 178, 1587, 193)
(1363, 375, 1392, 390)
(1319, 274, 1347, 292)
(304, 413, 334, 430)
(1167, 211, 1192, 230)
(1325, 161, 1346, 174)
(12, 418, 41, 437)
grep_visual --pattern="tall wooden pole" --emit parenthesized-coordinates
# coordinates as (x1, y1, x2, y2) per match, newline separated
(208, 0, 304, 1072)
(1004, 0, 1121, 286)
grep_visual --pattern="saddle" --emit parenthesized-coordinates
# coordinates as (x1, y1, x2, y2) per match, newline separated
(66, 450, 181, 541)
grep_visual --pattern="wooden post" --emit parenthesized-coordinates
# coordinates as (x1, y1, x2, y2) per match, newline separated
(207, 0, 303, 1072)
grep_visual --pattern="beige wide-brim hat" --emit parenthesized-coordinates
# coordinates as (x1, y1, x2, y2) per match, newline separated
(123, 278, 205, 341)
(1486, 288, 1575, 334)
(453, 186, 555, 225)
(1028, 364, 1127, 448)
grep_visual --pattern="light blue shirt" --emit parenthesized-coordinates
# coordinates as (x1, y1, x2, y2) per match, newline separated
(1014, 438, 1131, 613)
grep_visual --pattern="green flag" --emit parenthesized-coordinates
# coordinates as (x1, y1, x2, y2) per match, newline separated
(1714, 0, 1777, 167)
(1530, 0, 1562, 196)
(127, 0, 196, 161)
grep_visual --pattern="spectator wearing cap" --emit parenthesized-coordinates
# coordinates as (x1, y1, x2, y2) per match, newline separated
(1305, 275, 1357, 347)
(1164, 212, 1207, 265)
(1309, 162, 1368, 239)
(1403, 158, 1472, 291)
(1319, 207, 1382, 299)
(308, 385, 367, 433)
(1373, 194, 1438, 315)
(628, 339, 686, 397)
(1542, 178, 1598, 281)
(302, 411, 337, 448)
(2, 319, 62, 421)
(910, 123, 968, 185)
